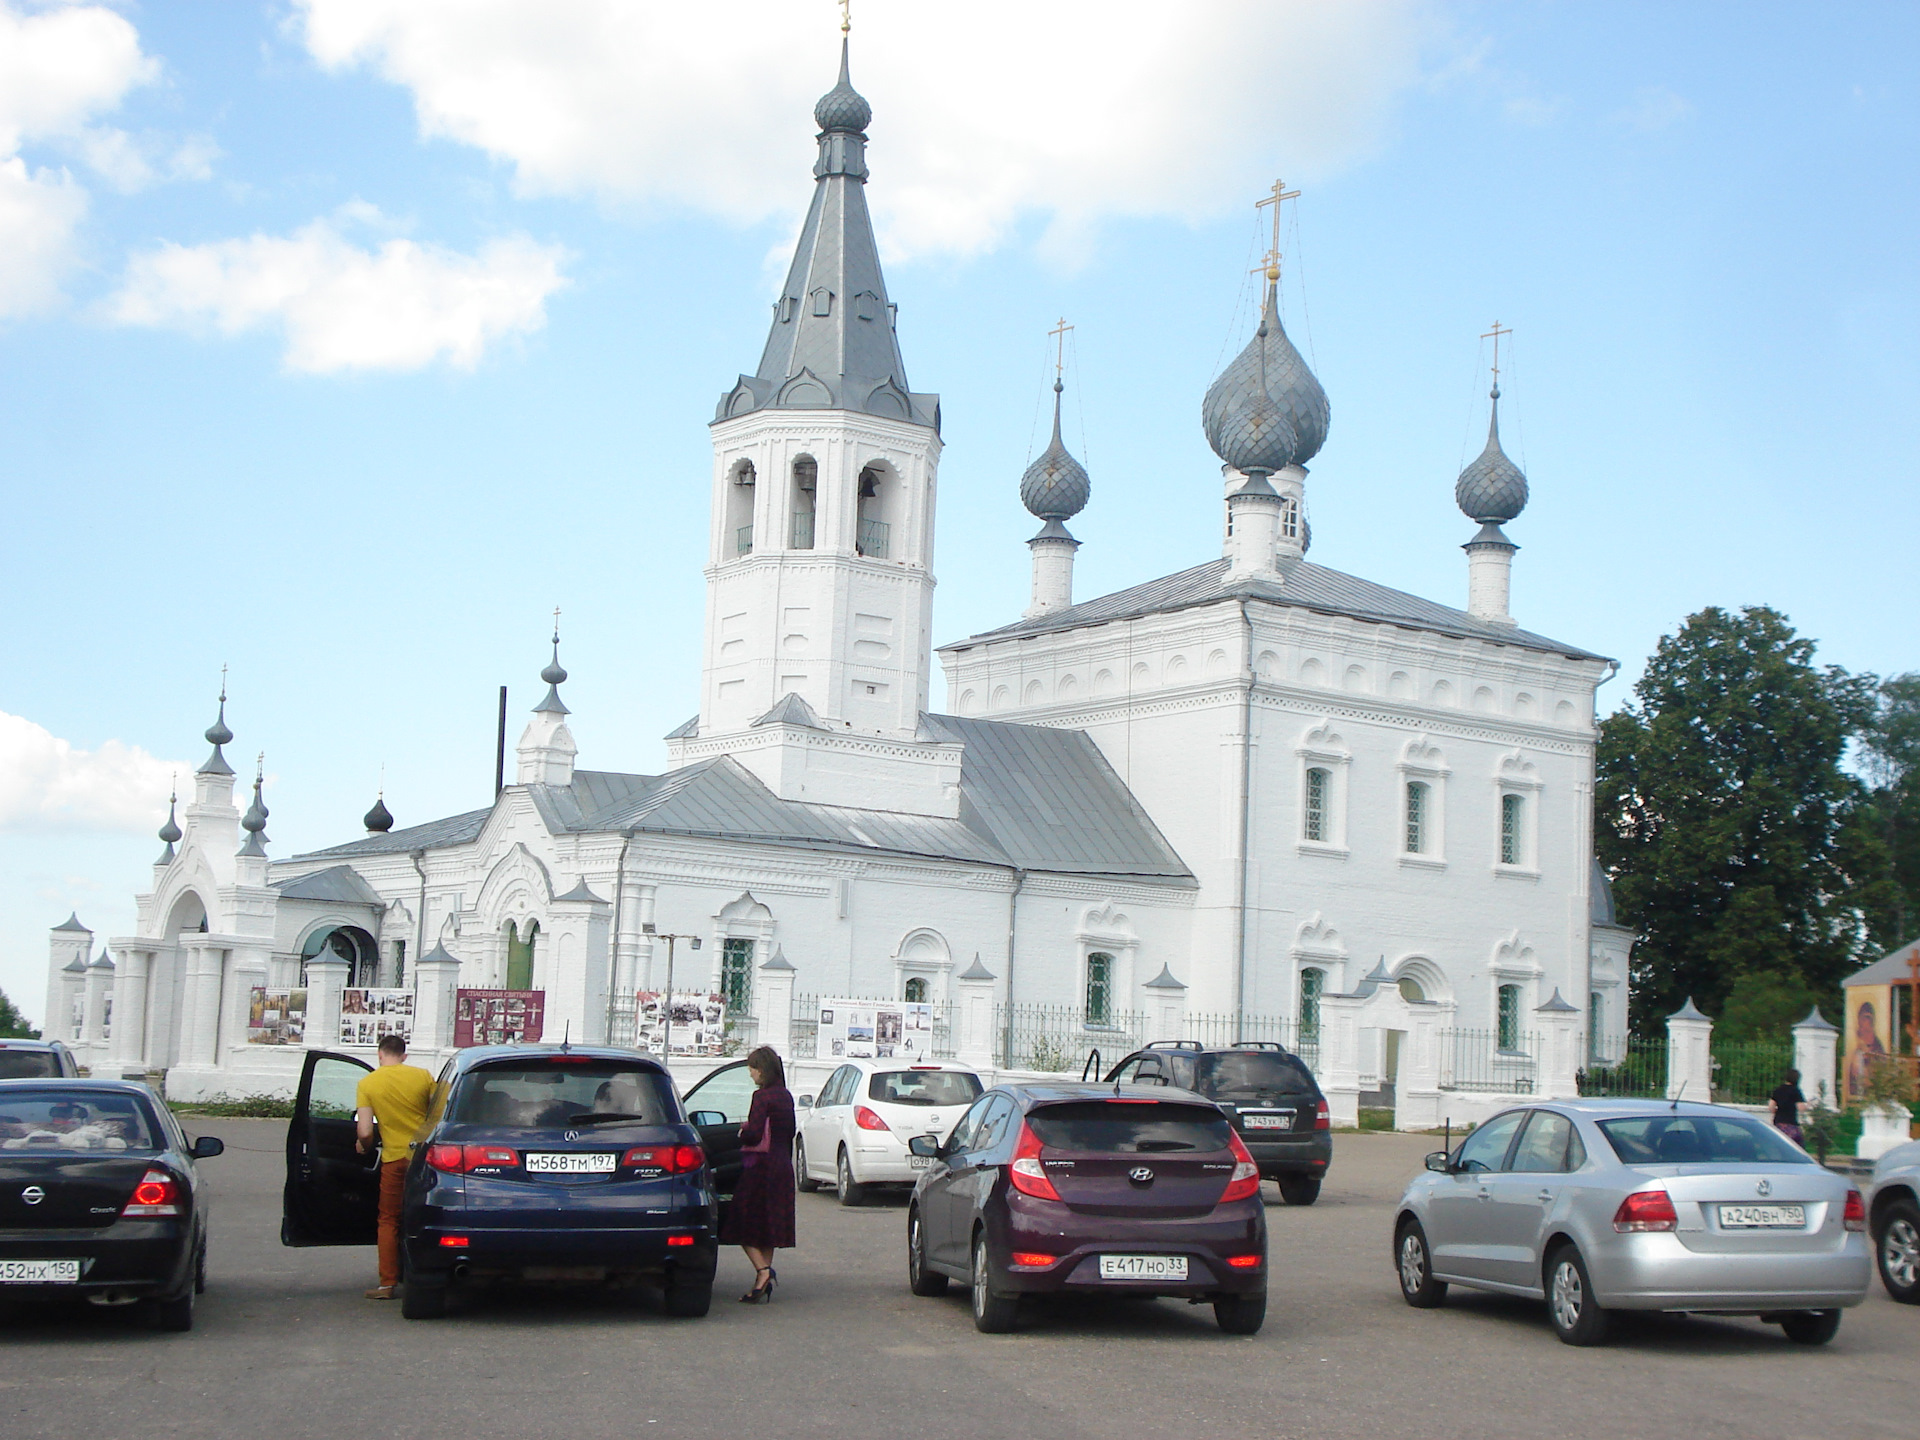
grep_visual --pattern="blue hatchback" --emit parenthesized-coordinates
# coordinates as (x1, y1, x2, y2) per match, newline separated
(282, 1045, 719, 1318)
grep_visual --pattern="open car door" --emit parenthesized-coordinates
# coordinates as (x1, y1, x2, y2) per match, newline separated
(681, 1060, 755, 1222)
(282, 1050, 379, 1247)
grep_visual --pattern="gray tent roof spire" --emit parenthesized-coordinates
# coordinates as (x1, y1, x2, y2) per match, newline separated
(535, 617, 570, 715)
(52, 912, 90, 933)
(238, 754, 269, 857)
(198, 672, 234, 776)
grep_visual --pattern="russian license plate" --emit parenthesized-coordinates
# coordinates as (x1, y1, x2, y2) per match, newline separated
(1718, 1203, 1806, 1229)
(524, 1152, 616, 1175)
(1099, 1254, 1189, 1281)
(0, 1260, 80, 1284)
(909, 1154, 930, 1169)
(1243, 1111, 1293, 1130)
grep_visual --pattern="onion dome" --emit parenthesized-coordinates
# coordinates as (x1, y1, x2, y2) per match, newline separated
(157, 788, 182, 864)
(535, 627, 570, 715)
(814, 39, 872, 133)
(1202, 281, 1329, 477)
(363, 794, 394, 834)
(1020, 381, 1091, 522)
(239, 756, 269, 857)
(1455, 385, 1529, 524)
(198, 687, 234, 776)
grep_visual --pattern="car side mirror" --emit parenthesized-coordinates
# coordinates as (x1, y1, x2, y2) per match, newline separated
(689, 1110, 727, 1128)
(191, 1135, 225, 1159)
(1424, 1150, 1450, 1174)
(797, 1094, 814, 1109)
(908, 1134, 941, 1159)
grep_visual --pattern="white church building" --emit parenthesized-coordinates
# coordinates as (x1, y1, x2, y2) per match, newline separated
(47, 43, 1633, 1125)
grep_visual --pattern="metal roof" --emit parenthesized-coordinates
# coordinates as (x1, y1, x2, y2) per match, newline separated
(944, 556, 1607, 663)
(302, 808, 491, 859)
(274, 865, 385, 906)
(1845, 938, 1920, 987)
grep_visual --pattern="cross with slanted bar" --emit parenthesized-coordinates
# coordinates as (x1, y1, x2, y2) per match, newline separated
(1254, 178, 1300, 280)
(1482, 321, 1512, 382)
(1048, 316, 1073, 378)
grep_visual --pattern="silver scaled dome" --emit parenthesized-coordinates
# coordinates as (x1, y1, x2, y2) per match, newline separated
(1202, 282, 1329, 476)
(814, 40, 871, 133)
(1455, 385, 1528, 523)
(1020, 381, 1090, 521)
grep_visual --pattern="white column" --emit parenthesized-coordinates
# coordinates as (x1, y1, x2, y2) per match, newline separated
(1464, 524, 1517, 625)
(1025, 532, 1079, 618)
(1534, 989, 1584, 1099)
(176, 941, 225, 1073)
(1791, 1007, 1840, 1109)
(954, 957, 997, 1071)
(109, 948, 151, 1073)
(1318, 994, 1364, 1129)
(411, 944, 462, 1055)
(757, 948, 796, 1058)
(1665, 998, 1713, 1102)
(221, 945, 269, 1059)
(306, 955, 351, 1051)
(1223, 486, 1282, 581)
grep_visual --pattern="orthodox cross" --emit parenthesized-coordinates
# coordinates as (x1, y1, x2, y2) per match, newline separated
(839, 0, 851, 35)
(1253, 178, 1299, 280)
(1482, 321, 1512, 383)
(1048, 316, 1073, 378)
(218, 662, 227, 703)
(551, 605, 561, 644)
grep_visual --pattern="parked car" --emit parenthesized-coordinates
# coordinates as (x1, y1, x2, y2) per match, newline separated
(282, 1046, 721, 1319)
(1867, 1137, 1920, 1304)
(1103, 1041, 1330, 1204)
(0, 1077, 223, 1331)
(905, 1081, 1268, 1334)
(1393, 1098, 1870, 1346)
(0, 1039, 81, 1079)
(795, 1059, 983, 1204)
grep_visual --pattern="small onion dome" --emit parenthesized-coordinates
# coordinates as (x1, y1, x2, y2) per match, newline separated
(241, 775, 268, 836)
(158, 795, 182, 846)
(814, 39, 871, 133)
(535, 633, 570, 716)
(363, 795, 394, 833)
(1455, 385, 1529, 524)
(1202, 282, 1329, 475)
(1020, 381, 1090, 521)
(204, 699, 233, 748)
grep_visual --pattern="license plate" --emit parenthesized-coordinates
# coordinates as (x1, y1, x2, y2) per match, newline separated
(0, 1260, 80, 1284)
(1717, 1203, 1806, 1229)
(909, 1155, 930, 1169)
(1243, 1112, 1293, 1130)
(1098, 1254, 1189, 1281)
(524, 1152, 616, 1174)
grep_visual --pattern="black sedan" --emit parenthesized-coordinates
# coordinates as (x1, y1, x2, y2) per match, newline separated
(282, 1046, 720, 1319)
(0, 1078, 223, 1331)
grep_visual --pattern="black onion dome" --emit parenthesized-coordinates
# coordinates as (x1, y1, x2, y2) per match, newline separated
(241, 774, 268, 834)
(1202, 284, 1329, 475)
(1020, 382, 1090, 521)
(1455, 386, 1529, 523)
(204, 703, 232, 748)
(363, 795, 394, 833)
(158, 800, 182, 845)
(814, 39, 871, 133)
(541, 650, 568, 686)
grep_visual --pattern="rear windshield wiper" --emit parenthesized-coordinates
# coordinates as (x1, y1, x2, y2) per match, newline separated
(564, 1112, 652, 1126)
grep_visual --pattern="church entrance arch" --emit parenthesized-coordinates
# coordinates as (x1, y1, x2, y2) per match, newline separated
(504, 919, 540, 991)
(301, 925, 377, 987)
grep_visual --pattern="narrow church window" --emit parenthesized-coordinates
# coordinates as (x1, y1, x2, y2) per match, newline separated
(393, 939, 406, 987)
(1303, 767, 1329, 842)
(810, 287, 834, 316)
(904, 976, 929, 1003)
(1405, 781, 1428, 854)
(790, 455, 817, 549)
(1280, 496, 1299, 540)
(1299, 967, 1325, 1042)
(721, 938, 754, 1016)
(505, 920, 537, 991)
(1500, 793, 1523, 865)
(854, 290, 878, 321)
(1085, 952, 1114, 1027)
(1497, 984, 1521, 1051)
(1588, 991, 1604, 1062)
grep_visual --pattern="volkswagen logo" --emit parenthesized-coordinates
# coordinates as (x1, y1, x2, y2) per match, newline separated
(20, 1186, 45, 1206)
(1128, 1166, 1155, 1185)
(564, 1130, 581, 1142)
(1756, 1178, 1772, 1198)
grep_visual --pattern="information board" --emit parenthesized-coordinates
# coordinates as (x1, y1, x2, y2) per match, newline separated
(814, 997, 934, 1060)
(636, 990, 728, 1056)
(246, 987, 309, 1045)
(454, 988, 545, 1047)
(339, 987, 415, 1047)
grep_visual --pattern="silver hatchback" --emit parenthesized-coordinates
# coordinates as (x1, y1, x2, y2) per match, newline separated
(1393, 1099, 1870, 1346)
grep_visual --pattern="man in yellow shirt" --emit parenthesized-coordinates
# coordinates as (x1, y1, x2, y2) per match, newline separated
(355, 1035, 435, 1300)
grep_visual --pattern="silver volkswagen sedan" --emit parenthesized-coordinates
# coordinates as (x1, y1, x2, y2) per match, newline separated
(1393, 1099, 1870, 1346)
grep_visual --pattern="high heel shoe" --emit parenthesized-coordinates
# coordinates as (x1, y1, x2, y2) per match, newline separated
(739, 1267, 774, 1303)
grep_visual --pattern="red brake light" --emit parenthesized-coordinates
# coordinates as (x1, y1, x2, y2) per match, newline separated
(1844, 1189, 1866, 1232)
(1613, 1189, 1679, 1232)
(439, 1235, 470, 1248)
(1009, 1121, 1061, 1201)
(1226, 1253, 1263, 1269)
(428, 1144, 519, 1173)
(1009, 1251, 1057, 1268)
(666, 1234, 695, 1247)
(1220, 1130, 1261, 1203)
(621, 1145, 704, 1173)
(854, 1105, 891, 1132)
(1313, 1099, 1330, 1131)
(122, 1169, 182, 1216)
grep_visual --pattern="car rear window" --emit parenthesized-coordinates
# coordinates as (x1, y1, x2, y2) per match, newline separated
(0, 1091, 159, 1152)
(1193, 1051, 1316, 1101)
(451, 1061, 677, 1130)
(1026, 1100, 1231, 1154)
(0, 1051, 61, 1079)
(868, 1070, 982, 1106)
(1597, 1114, 1813, 1167)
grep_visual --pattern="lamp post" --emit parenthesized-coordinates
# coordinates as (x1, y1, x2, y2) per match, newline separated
(641, 923, 702, 1057)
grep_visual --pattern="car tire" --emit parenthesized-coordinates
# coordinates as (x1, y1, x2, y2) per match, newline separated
(1779, 1309, 1842, 1346)
(908, 1207, 948, 1297)
(1396, 1220, 1447, 1309)
(970, 1233, 1019, 1334)
(1277, 1175, 1321, 1206)
(1213, 1290, 1266, 1335)
(795, 1138, 823, 1193)
(1875, 1197, 1920, 1304)
(1545, 1244, 1611, 1347)
(401, 1274, 449, 1320)
(148, 1288, 194, 1333)
(836, 1147, 865, 1207)
(663, 1276, 713, 1319)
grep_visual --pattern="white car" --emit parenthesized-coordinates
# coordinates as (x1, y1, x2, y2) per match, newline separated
(796, 1059, 983, 1204)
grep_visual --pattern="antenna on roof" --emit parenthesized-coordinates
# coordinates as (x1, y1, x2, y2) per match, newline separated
(1670, 1080, 1685, 1112)
(561, 1020, 571, 1053)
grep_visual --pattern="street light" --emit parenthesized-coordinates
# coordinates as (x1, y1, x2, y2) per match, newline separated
(641, 923, 702, 1057)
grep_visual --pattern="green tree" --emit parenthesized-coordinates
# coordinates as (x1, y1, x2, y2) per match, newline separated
(0, 988, 40, 1039)
(1596, 606, 1884, 1027)
(1858, 672, 1920, 947)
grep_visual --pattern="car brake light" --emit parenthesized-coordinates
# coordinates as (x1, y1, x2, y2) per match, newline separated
(1226, 1254, 1262, 1269)
(666, 1234, 695, 1247)
(1009, 1121, 1061, 1201)
(1613, 1190, 1679, 1232)
(1010, 1251, 1057, 1267)
(428, 1144, 519, 1173)
(621, 1145, 704, 1173)
(121, 1168, 182, 1217)
(1220, 1130, 1261, 1203)
(1313, 1099, 1330, 1131)
(1844, 1189, 1866, 1233)
(854, 1105, 891, 1132)
(439, 1235, 470, 1248)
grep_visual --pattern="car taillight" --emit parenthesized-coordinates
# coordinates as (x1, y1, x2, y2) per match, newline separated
(1843, 1189, 1866, 1233)
(622, 1145, 704, 1173)
(1010, 1251, 1057, 1268)
(854, 1105, 891, 1132)
(1226, 1254, 1263, 1269)
(1613, 1190, 1679, 1232)
(428, 1144, 519, 1173)
(666, 1234, 695, 1247)
(121, 1169, 182, 1217)
(1009, 1121, 1061, 1201)
(1313, 1099, 1330, 1131)
(439, 1235, 470, 1248)
(1220, 1130, 1261, 1203)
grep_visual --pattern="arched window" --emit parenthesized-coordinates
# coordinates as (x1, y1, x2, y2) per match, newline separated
(789, 455, 817, 549)
(1085, 952, 1114, 1027)
(903, 976, 929, 1003)
(1500, 793, 1524, 865)
(1397, 975, 1426, 1004)
(720, 938, 754, 1017)
(1497, 983, 1521, 1051)
(1280, 495, 1299, 540)
(1303, 767, 1330, 842)
(1588, 990, 1604, 1062)
(1299, 967, 1325, 1041)
(856, 465, 890, 558)
(727, 459, 756, 556)
(1405, 781, 1429, 854)
(505, 920, 537, 991)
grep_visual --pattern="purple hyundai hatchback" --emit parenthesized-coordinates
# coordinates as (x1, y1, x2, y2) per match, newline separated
(904, 1082, 1268, 1333)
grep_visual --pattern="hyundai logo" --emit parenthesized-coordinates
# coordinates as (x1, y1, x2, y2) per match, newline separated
(20, 1186, 45, 1206)
(1756, 1178, 1772, 1198)
(1128, 1166, 1154, 1185)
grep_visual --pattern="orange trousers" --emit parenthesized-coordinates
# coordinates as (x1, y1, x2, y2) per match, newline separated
(378, 1160, 407, 1287)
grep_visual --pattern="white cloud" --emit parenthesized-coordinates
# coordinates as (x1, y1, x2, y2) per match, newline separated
(294, 0, 1439, 260)
(0, 712, 184, 836)
(71, 126, 220, 194)
(0, 155, 87, 315)
(104, 208, 571, 372)
(1615, 86, 1693, 133)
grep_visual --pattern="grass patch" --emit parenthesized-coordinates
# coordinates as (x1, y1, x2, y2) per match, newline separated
(169, 1094, 294, 1119)
(1358, 1107, 1396, 1131)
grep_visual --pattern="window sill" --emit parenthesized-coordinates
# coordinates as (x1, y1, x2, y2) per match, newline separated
(1492, 864, 1540, 882)
(1297, 841, 1350, 859)
(1398, 854, 1447, 871)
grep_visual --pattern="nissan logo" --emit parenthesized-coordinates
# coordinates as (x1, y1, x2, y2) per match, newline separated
(1128, 1166, 1154, 1185)
(1756, 1178, 1772, 1198)
(20, 1186, 45, 1206)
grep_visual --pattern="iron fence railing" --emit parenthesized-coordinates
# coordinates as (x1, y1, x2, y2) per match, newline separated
(735, 524, 753, 555)
(1181, 1010, 1319, 1067)
(1438, 1028, 1538, 1093)
(856, 518, 890, 558)
(1711, 1039, 1794, 1105)
(1577, 1037, 1666, 1098)
(995, 1003, 1148, 1074)
(790, 511, 815, 549)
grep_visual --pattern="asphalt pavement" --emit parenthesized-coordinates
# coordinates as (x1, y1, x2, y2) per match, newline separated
(1, 1117, 1909, 1440)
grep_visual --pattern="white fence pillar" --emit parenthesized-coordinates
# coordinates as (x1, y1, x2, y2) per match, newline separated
(757, 947, 796, 1058)
(1665, 998, 1713, 1102)
(954, 955, 997, 1071)
(109, 948, 151, 1073)
(412, 943, 462, 1054)
(1396, 1008, 1445, 1129)
(1791, 1006, 1840, 1109)
(305, 955, 351, 1053)
(1535, 989, 1583, 1099)
(1143, 964, 1187, 1045)
(1318, 995, 1364, 1128)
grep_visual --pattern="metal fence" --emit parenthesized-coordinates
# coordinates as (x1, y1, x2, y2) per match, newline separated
(1438, 1028, 1539, 1093)
(1711, 1039, 1794, 1105)
(1577, 1037, 1666, 1098)
(993, 1003, 1148, 1074)
(1182, 1010, 1319, 1068)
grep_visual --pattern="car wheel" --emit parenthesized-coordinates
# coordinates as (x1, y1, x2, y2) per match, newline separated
(147, 1288, 194, 1333)
(663, 1275, 713, 1318)
(1779, 1309, 1842, 1346)
(1213, 1290, 1266, 1335)
(908, 1207, 948, 1297)
(836, 1147, 865, 1207)
(1396, 1220, 1447, 1309)
(795, 1138, 822, 1193)
(970, 1233, 1019, 1334)
(1277, 1175, 1321, 1206)
(1876, 1198, 1920, 1304)
(1545, 1244, 1611, 1346)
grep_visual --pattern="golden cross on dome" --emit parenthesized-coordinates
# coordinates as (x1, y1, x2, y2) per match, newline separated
(1253, 178, 1299, 280)
(551, 605, 561, 642)
(1048, 316, 1073, 378)
(839, 0, 851, 35)
(1481, 321, 1512, 382)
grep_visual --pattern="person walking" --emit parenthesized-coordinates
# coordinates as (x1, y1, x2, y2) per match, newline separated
(354, 1034, 435, 1300)
(720, 1045, 795, 1303)
(1770, 1067, 1807, 1146)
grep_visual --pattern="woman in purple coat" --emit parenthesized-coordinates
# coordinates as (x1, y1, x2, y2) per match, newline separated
(720, 1045, 796, 1303)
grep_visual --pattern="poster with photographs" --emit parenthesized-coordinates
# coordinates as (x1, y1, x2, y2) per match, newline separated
(338, 987, 415, 1047)
(247, 987, 309, 1045)
(815, 997, 933, 1060)
(635, 990, 728, 1056)
(453, 988, 545, 1047)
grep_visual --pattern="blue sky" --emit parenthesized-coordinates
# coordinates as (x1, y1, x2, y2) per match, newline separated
(2, 1, 1914, 1025)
